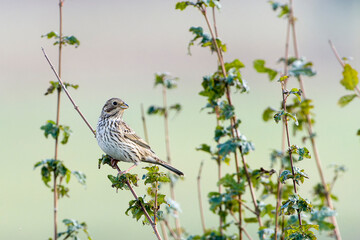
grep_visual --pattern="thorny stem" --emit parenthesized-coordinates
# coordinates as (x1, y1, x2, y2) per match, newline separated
(288, 1, 342, 238)
(329, 40, 360, 98)
(162, 85, 181, 239)
(197, 161, 206, 233)
(42, 49, 162, 240)
(201, 6, 263, 228)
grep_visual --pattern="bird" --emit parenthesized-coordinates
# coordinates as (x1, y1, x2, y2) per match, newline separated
(96, 98, 184, 176)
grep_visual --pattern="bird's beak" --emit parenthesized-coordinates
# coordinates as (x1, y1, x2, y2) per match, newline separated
(121, 103, 129, 109)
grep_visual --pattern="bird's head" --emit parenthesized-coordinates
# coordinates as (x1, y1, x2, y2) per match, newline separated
(101, 98, 129, 118)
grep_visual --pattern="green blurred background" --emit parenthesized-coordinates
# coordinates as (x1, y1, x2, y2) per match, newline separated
(1, 0, 359, 239)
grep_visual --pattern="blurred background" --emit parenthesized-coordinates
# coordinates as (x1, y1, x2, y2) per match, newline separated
(1, 0, 359, 239)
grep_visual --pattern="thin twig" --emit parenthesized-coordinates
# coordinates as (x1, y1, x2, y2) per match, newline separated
(160, 221, 169, 240)
(41, 48, 162, 240)
(162, 85, 181, 239)
(141, 104, 150, 143)
(237, 199, 257, 215)
(53, 1, 64, 238)
(41, 48, 96, 135)
(214, 105, 224, 235)
(163, 219, 179, 240)
(229, 211, 253, 240)
(154, 181, 159, 225)
(197, 161, 206, 233)
(288, 1, 342, 238)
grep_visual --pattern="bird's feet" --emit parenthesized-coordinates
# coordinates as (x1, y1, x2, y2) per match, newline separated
(110, 158, 120, 169)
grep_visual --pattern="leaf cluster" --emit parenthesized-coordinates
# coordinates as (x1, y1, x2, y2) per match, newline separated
(284, 224, 319, 240)
(280, 167, 308, 185)
(208, 173, 245, 224)
(187, 229, 236, 240)
(41, 120, 72, 144)
(45, 81, 79, 96)
(57, 219, 91, 240)
(288, 145, 311, 161)
(34, 159, 86, 198)
(42, 31, 80, 48)
(280, 194, 313, 216)
(187, 26, 226, 55)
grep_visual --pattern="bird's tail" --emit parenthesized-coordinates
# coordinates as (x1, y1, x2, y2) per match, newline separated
(144, 158, 184, 176)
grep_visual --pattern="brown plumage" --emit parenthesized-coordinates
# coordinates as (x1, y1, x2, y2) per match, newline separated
(96, 98, 184, 176)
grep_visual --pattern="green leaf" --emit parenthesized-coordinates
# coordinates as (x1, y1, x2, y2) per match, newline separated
(154, 72, 178, 89)
(284, 224, 319, 240)
(253, 59, 278, 81)
(42, 31, 59, 39)
(63, 35, 80, 48)
(196, 144, 213, 154)
(57, 219, 92, 240)
(175, 1, 195, 10)
(169, 103, 182, 113)
(244, 217, 258, 223)
(289, 145, 311, 160)
(338, 94, 357, 107)
(262, 107, 277, 121)
(289, 58, 316, 78)
(340, 64, 359, 90)
(147, 106, 166, 116)
(72, 171, 87, 185)
(59, 125, 72, 144)
(45, 81, 79, 95)
(269, 2, 289, 18)
(41, 120, 59, 139)
(289, 88, 302, 102)
(280, 194, 313, 216)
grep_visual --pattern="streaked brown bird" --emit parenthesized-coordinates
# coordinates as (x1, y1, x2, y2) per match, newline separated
(96, 98, 184, 176)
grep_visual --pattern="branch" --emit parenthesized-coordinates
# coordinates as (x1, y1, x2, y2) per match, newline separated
(113, 164, 162, 240)
(287, 0, 342, 237)
(41, 48, 96, 136)
(197, 161, 206, 233)
(163, 219, 180, 240)
(41, 48, 162, 240)
(229, 211, 253, 240)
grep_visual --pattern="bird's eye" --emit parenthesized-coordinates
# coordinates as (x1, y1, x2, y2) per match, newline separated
(112, 101, 118, 106)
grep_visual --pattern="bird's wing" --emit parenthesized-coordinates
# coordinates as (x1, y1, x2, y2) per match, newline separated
(122, 121, 152, 150)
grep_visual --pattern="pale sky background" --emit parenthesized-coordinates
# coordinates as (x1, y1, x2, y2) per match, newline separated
(1, 0, 359, 239)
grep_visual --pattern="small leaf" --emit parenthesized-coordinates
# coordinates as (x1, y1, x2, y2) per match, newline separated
(263, 107, 277, 122)
(253, 59, 278, 81)
(340, 64, 359, 90)
(338, 94, 357, 107)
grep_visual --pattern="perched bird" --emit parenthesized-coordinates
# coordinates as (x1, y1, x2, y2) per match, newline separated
(96, 98, 184, 176)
